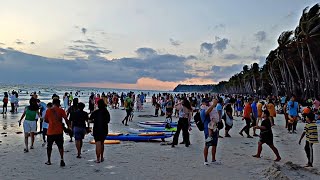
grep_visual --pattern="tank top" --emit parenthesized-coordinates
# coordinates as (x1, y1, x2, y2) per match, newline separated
(25, 107, 37, 121)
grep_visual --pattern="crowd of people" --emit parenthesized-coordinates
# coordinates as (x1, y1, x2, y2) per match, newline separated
(1, 89, 318, 168)
(151, 93, 319, 167)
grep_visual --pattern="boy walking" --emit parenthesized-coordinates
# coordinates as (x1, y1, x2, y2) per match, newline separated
(299, 113, 318, 167)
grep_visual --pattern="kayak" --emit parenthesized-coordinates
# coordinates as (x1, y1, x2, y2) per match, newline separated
(127, 128, 176, 135)
(106, 133, 173, 141)
(137, 123, 170, 130)
(138, 121, 178, 126)
(89, 140, 120, 144)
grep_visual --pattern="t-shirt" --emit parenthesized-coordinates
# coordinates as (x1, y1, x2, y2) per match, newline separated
(257, 103, 263, 117)
(260, 118, 273, 138)
(243, 103, 252, 119)
(89, 109, 110, 136)
(45, 107, 68, 135)
(251, 102, 258, 119)
(304, 122, 319, 143)
(25, 107, 37, 121)
(70, 110, 88, 128)
(281, 97, 286, 104)
(288, 101, 298, 116)
(266, 103, 276, 117)
(124, 97, 133, 110)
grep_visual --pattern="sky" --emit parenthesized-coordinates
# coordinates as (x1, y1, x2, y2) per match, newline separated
(0, 0, 318, 90)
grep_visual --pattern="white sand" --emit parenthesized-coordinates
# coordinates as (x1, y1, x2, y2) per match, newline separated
(0, 102, 319, 180)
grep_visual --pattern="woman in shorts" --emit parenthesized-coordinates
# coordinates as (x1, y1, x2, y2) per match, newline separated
(18, 98, 40, 152)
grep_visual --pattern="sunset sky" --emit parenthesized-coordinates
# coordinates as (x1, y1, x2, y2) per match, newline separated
(0, 0, 318, 90)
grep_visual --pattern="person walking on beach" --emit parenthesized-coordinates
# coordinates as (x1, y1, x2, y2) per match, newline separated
(66, 98, 79, 142)
(200, 99, 220, 165)
(299, 113, 318, 167)
(10, 91, 16, 113)
(42, 103, 52, 147)
(252, 97, 259, 136)
(172, 98, 192, 147)
(252, 110, 281, 161)
(122, 93, 133, 126)
(18, 98, 41, 152)
(89, 94, 95, 113)
(70, 102, 89, 158)
(288, 95, 299, 134)
(63, 92, 69, 110)
(266, 99, 276, 126)
(239, 98, 254, 138)
(44, 99, 71, 166)
(2, 92, 8, 114)
(223, 103, 233, 137)
(89, 99, 110, 163)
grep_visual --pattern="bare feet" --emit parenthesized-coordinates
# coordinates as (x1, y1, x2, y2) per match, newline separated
(95, 160, 100, 163)
(252, 155, 261, 158)
(101, 158, 104, 162)
(274, 157, 281, 162)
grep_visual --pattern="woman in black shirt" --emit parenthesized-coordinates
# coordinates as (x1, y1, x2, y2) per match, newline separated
(89, 99, 110, 163)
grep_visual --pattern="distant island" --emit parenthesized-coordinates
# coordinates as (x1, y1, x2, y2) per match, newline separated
(173, 83, 227, 92)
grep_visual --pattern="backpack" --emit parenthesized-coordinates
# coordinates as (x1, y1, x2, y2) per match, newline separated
(124, 100, 128, 108)
(194, 112, 204, 131)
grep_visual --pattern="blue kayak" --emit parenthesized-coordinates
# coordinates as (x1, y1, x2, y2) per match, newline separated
(106, 134, 173, 141)
(138, 121, 178, 126)
(127, 128, 176, 135)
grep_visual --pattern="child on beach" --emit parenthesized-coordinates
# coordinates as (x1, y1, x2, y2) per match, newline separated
(205, 101, 219, 142)
(252, 110, 281, 161)
(299, 113, 318, 167)
(42, 103, 52, 147)
(2, 92, 8, 114)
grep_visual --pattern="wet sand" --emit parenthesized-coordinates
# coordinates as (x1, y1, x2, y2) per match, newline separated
(0, 102, 319, 180)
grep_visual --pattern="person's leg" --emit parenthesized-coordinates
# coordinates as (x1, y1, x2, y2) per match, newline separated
(57, 135, 65, 166)
(30, 132, 35, 148)
(95, 141, 102, 162)
(181, 119, 190, 147)
(203, 146, 209, 163)
(269, 144, 281, 161)
(42, 128, 47, 142)
(211, 145, 217, 162)
(172, 120, 182, 147)
(24, 133, 29, 151)
(245, 118, 252, 137)
(76, 140, 81, 157)
(293, 120, 297, 133)
(101, 141, 105, 162)
(253, 142, 263, 158)
(288, 122, 292, 133)
(46, 136, 53, 164)
(305, 141, 311, 166)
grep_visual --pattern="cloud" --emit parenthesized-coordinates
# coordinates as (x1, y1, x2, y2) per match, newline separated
(210, 64, 245, 81)
(223, 54, 240, 60)
(254, 31, 267, 42)
(15, 40, 24, 45)
(200, 38, 229, 56)
(73, 39, 96, 45)
(0, 42, 5, 45)
(30, 42, 35, 45)
(214, 24, 226, 29)
(135, 47, 157, 58)
(81, 27, 87, 35)
(251, 46, 261, 53)
(68, 45, 112, 58)
(0, 47, 196, 84)
(169, 38, 181, 46)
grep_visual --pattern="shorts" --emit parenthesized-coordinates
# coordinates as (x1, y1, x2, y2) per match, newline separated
(47, 134, 64, 149)
(73, 127, 86, 140)
(3, 102, 7, 107)
(166, 108, 173, 114)
(205, 130, 218, 147)
(225, 123, 233, 131)
(23, 120, 37, 133)
(259, 136, 273, 146)
(126, 108, 133, 117)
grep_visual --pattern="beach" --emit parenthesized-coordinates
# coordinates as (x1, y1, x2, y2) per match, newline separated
(0, 98, 319, 180)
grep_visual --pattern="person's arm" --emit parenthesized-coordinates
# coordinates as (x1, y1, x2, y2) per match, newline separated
(206, 100, 218, 115)
(62, 111, 71, 129)
(299, 132, 306, 145)
(18, 108, 27, 126)
(254, 125, 266, 130)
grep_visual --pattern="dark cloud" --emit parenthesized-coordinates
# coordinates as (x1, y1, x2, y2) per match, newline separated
(135, 47, 157, 58)
(0, 47, 196, 84)
(81, 28, 87, 35)
(30, 42, 35, 45)
(15, 40, 24, 45)
(210, 64, 244, 81)
(73, 39, 97, 45)
(200, 38, 229, 56)
(254, 31, 267, 42)
(169, 38, 181, 46)
(68, 45, 112, 57)
(223, 54, 240, 60)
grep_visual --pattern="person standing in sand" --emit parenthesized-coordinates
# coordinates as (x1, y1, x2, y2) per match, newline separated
(287, 95, 299, 134)
(2, 92, 8, 114)
(122, 93, 133, 126)
(63, 92, 69, 110)
(251, 97, 259, 137)
(89, 99, 110, 163)
(253, 110, 281, 161)
(239, 98, 254, 138)
(70, 102, 89, 158)
(171, 98, 192, 148)
(200, 99, 221, 165)
(18, 98, 41, 153)
(44, 99, 71, 166)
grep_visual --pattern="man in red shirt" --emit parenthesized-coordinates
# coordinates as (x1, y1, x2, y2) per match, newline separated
(45, 99, 71, 166)
(239, 97, 253, 138)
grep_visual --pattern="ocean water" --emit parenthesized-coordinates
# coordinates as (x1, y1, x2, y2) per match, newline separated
(0, 84, 168, 112)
